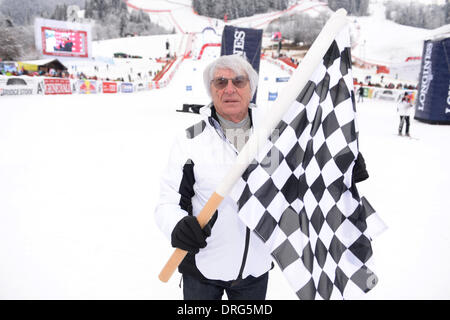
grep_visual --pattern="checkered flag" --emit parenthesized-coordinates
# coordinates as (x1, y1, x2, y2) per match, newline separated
(230, 26, 387, 300)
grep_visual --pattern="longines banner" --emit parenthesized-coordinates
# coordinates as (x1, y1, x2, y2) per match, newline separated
(414, 37, 450, 124)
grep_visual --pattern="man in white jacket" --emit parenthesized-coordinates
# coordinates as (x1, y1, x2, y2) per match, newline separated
(397, 93, 414, 136)
(155, 54, 370, 300)
(155, 55, 273, 300)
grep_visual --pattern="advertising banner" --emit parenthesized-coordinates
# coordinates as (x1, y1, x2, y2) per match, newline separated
(372, 88, 398, 101)
(276, 77, 290, 83)
(121, 82, 134, 93)
(135, 82, 147, 92)
(414, 38, 450, 124)
(268, 92, 278, 101)
(78, 79, 98, 94)
(221, 25, 262, 71)
(221, 25, 263, 103)
(0, 77, 36, 96)
(102, 81, 118, 93)
(44, 78, 72, 95)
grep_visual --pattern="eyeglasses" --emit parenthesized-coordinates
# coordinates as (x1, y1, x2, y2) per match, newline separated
(211, 75, 249, 90)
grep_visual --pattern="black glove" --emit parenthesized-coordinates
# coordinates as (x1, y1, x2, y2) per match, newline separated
(353, 152, 369, 183)
(171, 216, 210, 254)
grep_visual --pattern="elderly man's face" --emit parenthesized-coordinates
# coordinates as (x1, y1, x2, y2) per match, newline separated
(210, 68, 252, 123)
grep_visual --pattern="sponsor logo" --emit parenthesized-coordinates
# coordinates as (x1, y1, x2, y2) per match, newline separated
(102, 82, 117, 93)
(233, 30, 246, 58)
(268, 92, 278, 101)
(446, 81, 450, 114)
(44, 78, 71, 95)
(121, 82, 133, 93)
(276, 77, 290, 82)
(418, 42, 433, 111)
(79, 80, 97, 94)
(0, 88, 33, 96)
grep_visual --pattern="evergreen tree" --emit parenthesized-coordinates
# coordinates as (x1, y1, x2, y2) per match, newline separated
(255, 0, 270, 14)
(190, 0, 296, 20)
(446, 0, 450, 24)
(385, 0, 446, 29)
(85, 0, 94, 18)
(0, 29, 22, 60)
(119, 14, 127, 37)
(0, 0, 84, 25)
(327, 0, 369, 16)
(213, 0, 227, 20)
(266, 11, 330, 46)
(51, 4, 68, 21)
(0, 16, 22, 60)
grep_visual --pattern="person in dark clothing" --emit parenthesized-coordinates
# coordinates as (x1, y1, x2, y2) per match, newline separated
(63, 40, 73, 52)
(55, 37, 73, 52)
(357, 85, 364, 103)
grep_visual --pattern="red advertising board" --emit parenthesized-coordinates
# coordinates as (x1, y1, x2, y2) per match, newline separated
(41, 26, 88, 58)
(102, 81, 118, 93)
(44, 78, 72, 95)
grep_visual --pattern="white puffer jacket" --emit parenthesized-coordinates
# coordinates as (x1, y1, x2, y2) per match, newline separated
(154, 105, 273, 281)
(397, 99, 413, 116)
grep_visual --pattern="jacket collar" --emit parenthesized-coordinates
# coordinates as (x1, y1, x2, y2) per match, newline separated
(202, 102, 254, 128)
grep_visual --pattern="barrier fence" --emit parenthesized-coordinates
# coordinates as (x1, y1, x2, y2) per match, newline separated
(0, 56, 185, 97)
(262, 55, 417, 103)
(2, 49, 417, 102)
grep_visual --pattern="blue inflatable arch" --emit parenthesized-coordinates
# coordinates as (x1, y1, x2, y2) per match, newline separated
(414, 36, 450, 124)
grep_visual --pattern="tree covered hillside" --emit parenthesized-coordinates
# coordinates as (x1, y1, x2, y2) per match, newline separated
(0, 0, 172, 60)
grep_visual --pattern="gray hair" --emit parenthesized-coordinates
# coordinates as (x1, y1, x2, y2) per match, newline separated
(203, 54, 259, 99)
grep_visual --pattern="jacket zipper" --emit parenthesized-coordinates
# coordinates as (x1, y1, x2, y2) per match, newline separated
(236, 227, 251, 281)
(209, 115, 252, 282)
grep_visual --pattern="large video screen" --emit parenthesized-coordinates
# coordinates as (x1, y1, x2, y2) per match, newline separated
(35, 18, 92, 59)
(42, 27, 88, 57)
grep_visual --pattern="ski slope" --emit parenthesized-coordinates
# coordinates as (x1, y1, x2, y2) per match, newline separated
(1, 44, 450, 299)
(125, 0, 329, 34)
(350, 1, 441, 65)
(1, 0, 450, 300)
(125, 0, 445, 66)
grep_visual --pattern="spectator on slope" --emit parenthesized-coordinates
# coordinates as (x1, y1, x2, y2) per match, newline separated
(397, 93, 414, 136)
(357, 84, 364, 103)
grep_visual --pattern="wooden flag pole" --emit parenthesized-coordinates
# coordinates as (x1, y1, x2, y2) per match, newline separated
(158, 9, 349, 283)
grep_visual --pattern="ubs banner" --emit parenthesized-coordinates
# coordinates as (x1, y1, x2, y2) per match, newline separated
(221, 26, 263, 103)
(414, 37, 450, 124)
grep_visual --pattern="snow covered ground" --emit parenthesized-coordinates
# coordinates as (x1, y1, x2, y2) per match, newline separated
(350, 0, 431, 64)
(1, 54, 450, 300)
(1, 0, 449, 300)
